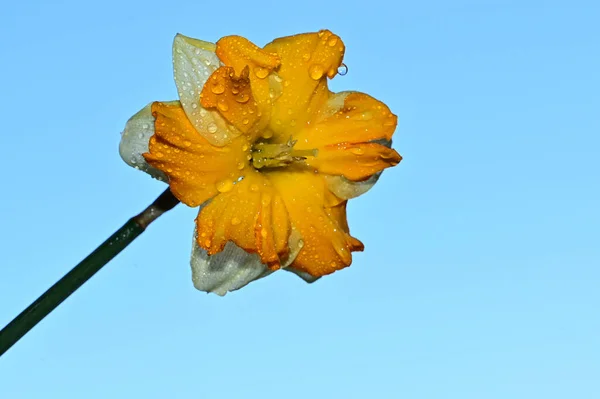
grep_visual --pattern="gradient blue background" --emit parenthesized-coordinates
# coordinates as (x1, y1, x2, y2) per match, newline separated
(1, 0, 598, 397)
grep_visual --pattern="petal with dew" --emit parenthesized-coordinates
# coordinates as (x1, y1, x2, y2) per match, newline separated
(306, 142, 401, 181)
(268, 171, 364, 277)
(200, 66, 260, 135)
(172, 34, 241, 146)
(297, 91, 398, 148)
(191, 227, 305, 295)
(119, 102, 169, 182)
(191, 238, 271, 296)
(263, 30, 345, 139)
(143, 101, 249, 207)
(195, 171, 291, 269)
(214, 35, 281, 133)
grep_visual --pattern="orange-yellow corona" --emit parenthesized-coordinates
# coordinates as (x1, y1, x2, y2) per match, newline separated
(120, 30, 401, 295)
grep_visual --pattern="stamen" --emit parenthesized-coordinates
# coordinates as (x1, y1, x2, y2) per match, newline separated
(251, 137, 317, 169)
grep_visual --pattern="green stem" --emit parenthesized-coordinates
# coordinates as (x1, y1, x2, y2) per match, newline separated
(0, 188, 180, 357)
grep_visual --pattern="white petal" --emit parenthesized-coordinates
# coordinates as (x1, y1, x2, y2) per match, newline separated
(325, 173, 381, 200)
(172, 34, 240, 147)
(285, 267, 320, 283)
(190, 226, 319, 295)
(191, 235, 271, 296)
(119, 102, 168, 182)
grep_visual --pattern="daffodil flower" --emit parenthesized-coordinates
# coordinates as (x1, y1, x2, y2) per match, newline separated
(120, 30, 401, 295)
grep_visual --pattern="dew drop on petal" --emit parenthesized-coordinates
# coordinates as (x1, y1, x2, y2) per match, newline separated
(231, 217, 241, 226)
(235, 93, 250, 103)
(254, 67, 269, 79)
(250, 184, 259, 192)
(328, 37, 338, 47)
(337, 63, 348, 76)
(309, 64, 324, 80)
(350, 147, 364, 155)
(211, 83, 225, 94)
(216, 179, 234, 193)
(260, 228, 268, 238)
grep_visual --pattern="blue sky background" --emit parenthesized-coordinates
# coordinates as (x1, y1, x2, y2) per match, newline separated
(1, 0, 598, 397)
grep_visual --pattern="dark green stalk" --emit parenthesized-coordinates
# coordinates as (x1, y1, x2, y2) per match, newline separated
(0, 188, 180, 357)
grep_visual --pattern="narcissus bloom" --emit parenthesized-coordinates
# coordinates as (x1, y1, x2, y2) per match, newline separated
(120, 30, 401, 295)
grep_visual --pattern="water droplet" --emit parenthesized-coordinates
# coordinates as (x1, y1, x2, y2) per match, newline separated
(298, 240, 305, 249)
(199, 108, 207, 117)
(207, 122, 218, 133)
(156, 151, 164, 158)
(235, 93, 250, 103)
(309, 64, 324, 80)
(242, 118, 249, 125)
(261, 195, 271, 206)
(254, 67, 269, 79)
(216, 179, 234, 193)
(328, 37, 338, 47)
(260, 228, 268, 238)
(192, 103, 198, 109)
(290, 119, 296, 127)
(217, 100, 229, 112)
(183, 140, 192, 147)
(242, 144, 249, 151)
(250, 184, 259, 192)
(211, 83, 225, 94)
(273, 74, 283, 83)
(302, 53, 311, 62)
(237, 162, 245, 170)
(350, 147, 364, 155)
(231, 217, 241, 226)
(337, 63, 348, 76)
(262, 130, 273, 139)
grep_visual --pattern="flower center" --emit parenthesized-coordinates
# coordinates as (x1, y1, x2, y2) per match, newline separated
(251, 137, 317, 169)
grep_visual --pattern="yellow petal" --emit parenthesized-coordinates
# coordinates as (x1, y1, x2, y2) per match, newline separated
(143, 101, 249, 207)
(200, 65, 260, 135)
(263, 30, 345, 139)
(306, 142, 401, 181)
(267, 171, 363, 277)
(296, 91, 398, 148)
(215, 36, 281, 134)
(195, 171, 291, 269)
